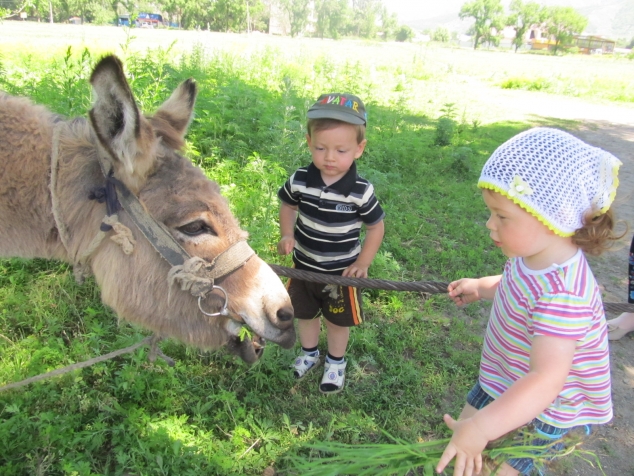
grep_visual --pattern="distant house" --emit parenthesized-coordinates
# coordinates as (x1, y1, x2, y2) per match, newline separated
(136, 13, 164, 28)
(530, 38, 557, 51)
(69, 16, 81, 25)
(574, 35, 615, 54)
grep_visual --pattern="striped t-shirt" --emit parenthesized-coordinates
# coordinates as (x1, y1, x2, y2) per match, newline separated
(480, 250, 612, 428)
(278, 162, 385, 274)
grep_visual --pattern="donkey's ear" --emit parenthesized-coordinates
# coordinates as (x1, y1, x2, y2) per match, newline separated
(89, 55, 156, 189)
(151, 79, 197, 149)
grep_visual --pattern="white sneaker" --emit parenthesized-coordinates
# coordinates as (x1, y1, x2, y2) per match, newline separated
(292, 352, 320, 380)
(319, 360, 347, 394)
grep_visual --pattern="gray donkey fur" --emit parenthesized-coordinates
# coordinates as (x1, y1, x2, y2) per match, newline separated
(0, 55, 295, 363)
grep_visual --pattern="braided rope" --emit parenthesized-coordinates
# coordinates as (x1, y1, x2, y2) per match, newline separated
(268, 264, 634, 313)
(268, 265, 449, 294)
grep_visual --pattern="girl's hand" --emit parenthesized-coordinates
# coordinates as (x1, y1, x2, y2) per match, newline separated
(436, 415, 487, 476)
(277, 236, 295, 255)
(447, 279, 481, 306)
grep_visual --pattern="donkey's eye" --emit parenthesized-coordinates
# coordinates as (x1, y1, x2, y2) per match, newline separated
(178, 221, 215, 236)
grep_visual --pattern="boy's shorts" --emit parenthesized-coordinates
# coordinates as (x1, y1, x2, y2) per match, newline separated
(287, 279, 363, 327)
(467, 382, 592, 475)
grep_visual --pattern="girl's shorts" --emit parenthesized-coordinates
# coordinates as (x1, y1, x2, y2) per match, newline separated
(467, 382, 592, 475)
(287, 279, 363, 327)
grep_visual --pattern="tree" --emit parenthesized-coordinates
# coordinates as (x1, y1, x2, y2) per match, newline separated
(212, 0, 245, 32)
(506, 0, 543, 52)
(314, 0, 350, 39)
(90, 0, 117, 24)
(432, 26, 450, 42)
(459, 0, 504, 50)
(0, 0, 25, 19)
(543, 6, 588, 54)
(480, 25, 501, 48)
(278, 0, 311, 37)
(26, 0, 51, 21)
(163, 0, 188, 28)
(350, 0, 380, 39)
(326, 0, 350, 39)
(246, 0, 268, 33)
(181, 0, 214, 29)
(395, 25, 414, 42)
(380, 6, 398, 41)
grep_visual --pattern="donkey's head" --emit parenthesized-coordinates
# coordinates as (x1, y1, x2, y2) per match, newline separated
(86, 56, 294, 363)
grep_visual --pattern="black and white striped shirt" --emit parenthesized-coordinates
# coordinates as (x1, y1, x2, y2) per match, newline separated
(278, 162, 385, 275)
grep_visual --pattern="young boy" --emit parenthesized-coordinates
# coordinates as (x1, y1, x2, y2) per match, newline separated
(277, 93, 385, 394)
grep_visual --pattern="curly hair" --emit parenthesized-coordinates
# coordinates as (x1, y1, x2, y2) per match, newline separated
(573, 208, 627, 256)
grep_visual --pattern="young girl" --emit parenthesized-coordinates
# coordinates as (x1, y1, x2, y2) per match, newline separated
(436, 128, 622, 476)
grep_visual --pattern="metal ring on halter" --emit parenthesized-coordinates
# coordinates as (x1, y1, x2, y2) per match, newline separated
(197, 286, 229, 317)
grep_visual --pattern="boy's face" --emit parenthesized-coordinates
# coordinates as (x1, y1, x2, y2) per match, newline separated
(306, 123, 366, 185)
(482, 189, 561, 269)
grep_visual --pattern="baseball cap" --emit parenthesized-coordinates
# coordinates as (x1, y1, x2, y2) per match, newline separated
(307, 93, 367, 125)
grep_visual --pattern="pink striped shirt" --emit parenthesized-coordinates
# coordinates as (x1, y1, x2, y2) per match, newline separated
(480, 250, 612, 428)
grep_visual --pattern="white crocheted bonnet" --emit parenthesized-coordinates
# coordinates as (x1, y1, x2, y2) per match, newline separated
(478, 127, 621, 237)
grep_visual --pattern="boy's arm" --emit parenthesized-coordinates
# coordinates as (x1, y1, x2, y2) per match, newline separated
(277, 202, 298, 256)
(436, 335, 576, 476)
(343, 220, 384, 278)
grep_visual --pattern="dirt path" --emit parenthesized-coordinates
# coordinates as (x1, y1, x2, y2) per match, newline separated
(565, 123, 634, 476)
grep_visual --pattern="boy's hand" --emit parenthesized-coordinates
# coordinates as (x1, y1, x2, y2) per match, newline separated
(277, 236, 295, 255)
(436, 415, 487, 476)
(447, 279, 481, 306)
(343, 262, 369, 278)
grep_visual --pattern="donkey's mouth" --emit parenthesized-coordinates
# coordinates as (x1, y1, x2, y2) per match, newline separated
(223, 311, 296, 363)
(225, 330, 266, 364)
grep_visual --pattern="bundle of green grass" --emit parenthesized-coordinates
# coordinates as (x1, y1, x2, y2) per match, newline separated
(289, 428, 603, 476)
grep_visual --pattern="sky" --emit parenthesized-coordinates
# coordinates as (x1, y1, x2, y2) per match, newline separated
(383, 0, 466, 22)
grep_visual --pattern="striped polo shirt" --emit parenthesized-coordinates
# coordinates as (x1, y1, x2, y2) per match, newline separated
(278, 162, 385, 275)
(480, 250, 612, 428)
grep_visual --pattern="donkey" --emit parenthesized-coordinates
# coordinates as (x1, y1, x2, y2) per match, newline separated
(0, 55, 295, 364)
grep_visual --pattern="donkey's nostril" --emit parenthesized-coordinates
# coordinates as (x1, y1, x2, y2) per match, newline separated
(277, 306, 294, 322)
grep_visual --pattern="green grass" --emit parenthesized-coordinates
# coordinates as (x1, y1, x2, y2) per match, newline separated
(0, 37, 610, 475)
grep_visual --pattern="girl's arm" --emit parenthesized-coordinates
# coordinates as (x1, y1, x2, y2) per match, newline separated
(447, 275, 502, 306)
(277, 202, 298, 255)
(436, 335, 576, 476)
(344, 220, 385, 278)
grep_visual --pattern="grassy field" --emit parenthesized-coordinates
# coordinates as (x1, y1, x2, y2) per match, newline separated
(0, 25, 632, 475)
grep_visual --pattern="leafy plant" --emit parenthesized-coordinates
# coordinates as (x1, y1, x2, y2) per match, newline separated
(434, 117, 456, 146)
(500, 76, 552, 91)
